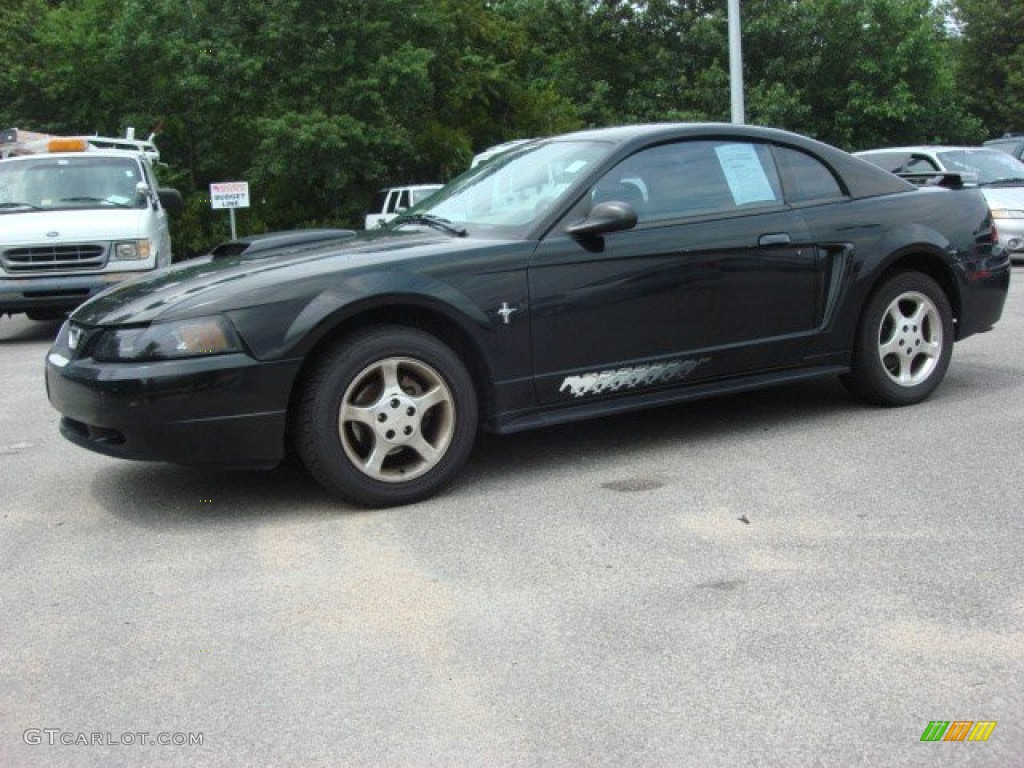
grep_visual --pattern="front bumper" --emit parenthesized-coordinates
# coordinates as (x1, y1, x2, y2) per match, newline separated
(45, 344, 302, 468)
(0, 272, 141, 315)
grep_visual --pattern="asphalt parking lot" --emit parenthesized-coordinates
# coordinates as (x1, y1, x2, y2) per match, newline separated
(2, 268, 1022, 767)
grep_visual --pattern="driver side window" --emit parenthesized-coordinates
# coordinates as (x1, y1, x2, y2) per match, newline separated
(589, 140, 784, 223)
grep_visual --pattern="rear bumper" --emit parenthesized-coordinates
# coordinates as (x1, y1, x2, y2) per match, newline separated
(46, 348, 301, 468)
(955, 249, 1012, 339)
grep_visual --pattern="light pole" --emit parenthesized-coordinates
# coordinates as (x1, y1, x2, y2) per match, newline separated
(728, 0, 745, 124)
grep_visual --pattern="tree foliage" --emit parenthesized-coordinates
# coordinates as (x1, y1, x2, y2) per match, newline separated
(954, 0, 1024, 137)
(0, 0, 1006, 252)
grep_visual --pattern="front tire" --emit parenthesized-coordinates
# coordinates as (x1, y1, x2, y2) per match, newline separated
(294, 326, 478, 507)
(842, 271, 953, 406)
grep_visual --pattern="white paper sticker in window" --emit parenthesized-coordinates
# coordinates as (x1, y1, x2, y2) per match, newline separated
(714, 144, 777, 206)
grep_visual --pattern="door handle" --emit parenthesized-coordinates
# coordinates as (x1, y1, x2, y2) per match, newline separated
(758, 233, 792, 246)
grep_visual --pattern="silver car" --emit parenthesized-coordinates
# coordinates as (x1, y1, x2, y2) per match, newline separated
(984, 135, 1024, 161)
(855, 146, 1024, 259)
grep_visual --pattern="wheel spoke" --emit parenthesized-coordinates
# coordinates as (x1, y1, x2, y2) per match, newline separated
(909, 302, 931, 328)
(413, 384, 449, 413)
(408, 434, 442, 465)
(379, 359, 402, 392)
(339, 402, 376, 426)
(896, 354, 915, 385)
(885, 304, 906, 327)
(879, 337, 903, 358)
(921, 339, 941, 359)
(362, 441, 388, 476)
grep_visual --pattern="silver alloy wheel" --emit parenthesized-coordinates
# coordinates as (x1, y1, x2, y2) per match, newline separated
(876, 290, 943, 387)
(337, 356, 456, 483)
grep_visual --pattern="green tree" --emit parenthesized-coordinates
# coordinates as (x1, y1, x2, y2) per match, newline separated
(954, 0, 1024, 137)
(0, 0, 997, 252)
(740, 0, 981, 148)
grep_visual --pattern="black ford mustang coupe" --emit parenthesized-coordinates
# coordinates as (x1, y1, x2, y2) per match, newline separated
(46, 124, 1011, 506)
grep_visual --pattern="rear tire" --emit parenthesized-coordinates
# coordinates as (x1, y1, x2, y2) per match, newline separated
(294, 326, 478, 507)
(841, 271, 953, 406)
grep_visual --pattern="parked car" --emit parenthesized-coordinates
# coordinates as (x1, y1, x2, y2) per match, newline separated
(46, 123, 1010, 507)
(364, 184, 442, 229)
(855, 145, 1024, 259)
(983, 134, 1024, 161)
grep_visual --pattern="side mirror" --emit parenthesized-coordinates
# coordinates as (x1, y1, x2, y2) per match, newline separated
(566, 201, 638, 238)
(157, 188, 184, 212)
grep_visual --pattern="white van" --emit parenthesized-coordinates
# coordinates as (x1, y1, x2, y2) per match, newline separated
(364, 184, 442, 229)
(0, 129, 182, 320)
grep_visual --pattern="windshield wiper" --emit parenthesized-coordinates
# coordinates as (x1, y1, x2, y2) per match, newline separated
(393, 213, 467, 237)
(59, 196, 132, 207)
(0, 201, 42, 210)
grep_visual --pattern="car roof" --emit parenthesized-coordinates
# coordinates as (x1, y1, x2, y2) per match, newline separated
(545, 123, 915, 199)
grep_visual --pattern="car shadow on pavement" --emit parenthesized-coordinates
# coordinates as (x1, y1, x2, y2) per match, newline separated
(86, 367, 1010, 522)
(459, 354, 1023, 494)
(89, 457, 355, 529)
(457, 376, 860, 490)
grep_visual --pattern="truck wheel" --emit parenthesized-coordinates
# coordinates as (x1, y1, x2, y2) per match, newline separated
(294, 326, 478, 507)
(841, 272, 953, 406)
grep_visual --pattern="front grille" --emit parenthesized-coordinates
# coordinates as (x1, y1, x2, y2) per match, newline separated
(2, 244, 108, 273)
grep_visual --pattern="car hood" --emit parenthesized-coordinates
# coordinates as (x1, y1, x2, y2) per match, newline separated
(0, 207, 150, 244)
(70, 229, 517, 326)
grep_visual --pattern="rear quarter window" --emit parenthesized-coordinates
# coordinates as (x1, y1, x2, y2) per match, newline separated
(774, 147, 845, 203)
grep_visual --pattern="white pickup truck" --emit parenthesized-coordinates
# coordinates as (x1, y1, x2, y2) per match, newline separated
(0, 129, 182, 320)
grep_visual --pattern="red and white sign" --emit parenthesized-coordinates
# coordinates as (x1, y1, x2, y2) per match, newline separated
(209, 181, 250, 209)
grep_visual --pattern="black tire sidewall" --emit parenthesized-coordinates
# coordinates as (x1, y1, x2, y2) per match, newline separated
(296, 326, 478, 506)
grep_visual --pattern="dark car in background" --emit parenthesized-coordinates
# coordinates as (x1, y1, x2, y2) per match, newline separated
(46, 124, 1010, 506)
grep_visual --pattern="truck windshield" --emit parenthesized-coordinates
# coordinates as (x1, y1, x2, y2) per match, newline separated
(0, 156, 147, 211)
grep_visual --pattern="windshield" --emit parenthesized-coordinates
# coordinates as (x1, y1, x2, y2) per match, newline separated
(935, 149, 1024, 185)
(392, 140, 610, 237)
(0, 156, 148, 211)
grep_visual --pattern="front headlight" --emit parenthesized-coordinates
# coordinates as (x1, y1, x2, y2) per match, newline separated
(112, 239, 152, 260)
(92, 316, 243, 361)
(990, 208, 1024, 220)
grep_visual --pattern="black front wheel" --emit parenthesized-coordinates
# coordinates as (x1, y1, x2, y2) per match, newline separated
(294, 326, 478, 507)
(842, 272, 953, 406)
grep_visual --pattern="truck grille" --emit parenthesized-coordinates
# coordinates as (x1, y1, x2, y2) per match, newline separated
(2, 244, 108, 273)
